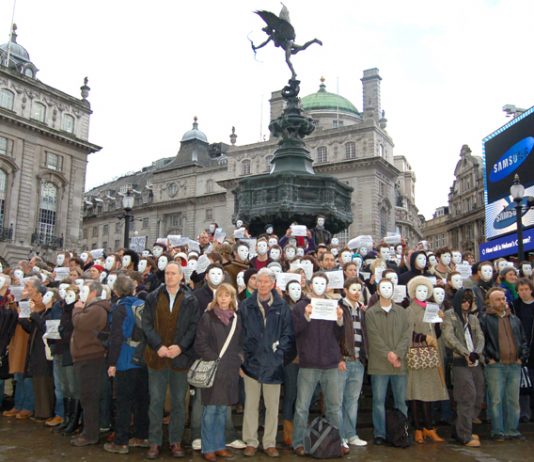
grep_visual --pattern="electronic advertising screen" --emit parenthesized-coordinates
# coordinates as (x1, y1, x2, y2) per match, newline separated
(483, 106, 534, 240)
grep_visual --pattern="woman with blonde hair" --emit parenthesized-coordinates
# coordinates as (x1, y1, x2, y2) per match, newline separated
(194, 283, 242, 462)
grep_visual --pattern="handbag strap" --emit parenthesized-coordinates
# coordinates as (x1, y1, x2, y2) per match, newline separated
(218, 315, 237, 359)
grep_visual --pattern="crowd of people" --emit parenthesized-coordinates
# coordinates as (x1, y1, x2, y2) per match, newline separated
(0, 217, 533, 460)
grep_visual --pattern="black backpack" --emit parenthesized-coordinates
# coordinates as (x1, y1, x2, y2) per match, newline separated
(304, 416, 342, 459)
(386, 408, 411, 448)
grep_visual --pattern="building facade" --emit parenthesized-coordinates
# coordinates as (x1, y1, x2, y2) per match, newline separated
(422, 145, 485, 259)
(0, 25, 101, 263)
(82, 68, 423, 252)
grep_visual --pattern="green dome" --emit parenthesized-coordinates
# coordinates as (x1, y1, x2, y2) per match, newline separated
(301, 79, 359, 115)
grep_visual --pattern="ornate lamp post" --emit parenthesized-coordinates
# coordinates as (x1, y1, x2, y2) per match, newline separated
(122, 190, 134, 248)
(510, 174, 525, 261)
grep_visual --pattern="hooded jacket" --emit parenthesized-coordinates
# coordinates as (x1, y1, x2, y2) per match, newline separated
(71, 298, 111, 363)
(398, 251, 431, 286)
(339, 297, 368, 364)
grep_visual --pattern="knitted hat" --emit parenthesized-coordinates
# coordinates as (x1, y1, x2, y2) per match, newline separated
(407, 275, 434, 300)
(499, 266, 517, 278)
(243, 268, 257, 287)
(92, 264, 105, 273)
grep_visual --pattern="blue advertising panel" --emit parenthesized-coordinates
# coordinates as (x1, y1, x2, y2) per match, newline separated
(479, 227, 534, 260)
(483, 106, 534, 239)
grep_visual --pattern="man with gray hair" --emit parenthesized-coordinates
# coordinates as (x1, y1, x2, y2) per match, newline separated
(239, 268, 295, 457)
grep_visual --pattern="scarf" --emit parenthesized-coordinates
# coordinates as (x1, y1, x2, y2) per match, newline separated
(213, 307, 234, 326)
(501, 280, 518, 301)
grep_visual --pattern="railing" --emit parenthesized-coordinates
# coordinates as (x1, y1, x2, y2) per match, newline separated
(0, 226, 12, 241)
(31, 232, 63, 250)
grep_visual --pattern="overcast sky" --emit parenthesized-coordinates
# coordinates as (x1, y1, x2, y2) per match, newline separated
(2, 0, 533, 219)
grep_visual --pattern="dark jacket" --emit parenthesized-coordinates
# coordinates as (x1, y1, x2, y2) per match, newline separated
(514, 298, 534, 367)
(59, 302, 75, 366)
(480, 304, 528, 365)
(339, 297, 368, 364)
(19, 309, 53, 377)
(141, 284, 200, 370)
(238, 289, 295, 384)
(398, 251, 431, 286)
(292, 297, 343, 369)
(194, 310, 243, 406)
(71, 299, 111, 363)
(192, 284, 215, 312)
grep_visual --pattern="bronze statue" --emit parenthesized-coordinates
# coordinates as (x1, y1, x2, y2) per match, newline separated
(251, 4, 322, 80)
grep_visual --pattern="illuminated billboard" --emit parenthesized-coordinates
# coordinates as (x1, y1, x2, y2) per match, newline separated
(483, 106, 534, 240)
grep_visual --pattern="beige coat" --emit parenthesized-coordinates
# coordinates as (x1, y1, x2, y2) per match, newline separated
(8, 324, 29, 374)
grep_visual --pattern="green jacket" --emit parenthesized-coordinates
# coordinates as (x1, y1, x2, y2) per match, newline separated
(442, 308, 485, 364)
(365, 302, 410, 375)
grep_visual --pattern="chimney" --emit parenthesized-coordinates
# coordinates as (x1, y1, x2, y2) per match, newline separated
(361, 68, 382, 123)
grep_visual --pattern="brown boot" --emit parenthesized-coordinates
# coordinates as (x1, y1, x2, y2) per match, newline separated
(282, 420, 293, 447)
(423, 428, 445, 443)
(414, 429, 424, 444)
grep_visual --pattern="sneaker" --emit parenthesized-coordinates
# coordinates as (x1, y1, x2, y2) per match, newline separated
(226, 439, 247, 449)
(104, 442, 129, 454)
(348, 436, 367, 447)
(192, 439, 202, 451)
(464, 438, 481, 448)
(45, 416, 64, 427)
(491, 434, 505, 442)
(16, 410, 32, 420)
(128, 438, 150, 448)
(342, 441, 349, 450)
(2, 408, 19, 417)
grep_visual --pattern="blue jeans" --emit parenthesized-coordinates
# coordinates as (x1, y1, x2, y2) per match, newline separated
(191, 390, 238, 442)
(485, 363, 521, 437)
(338, 360, 365, 440)
(14, 373, 34, 412)
(293, 368, 340, 449)
(282, 363, 299, 421)
(148, 368, 188, 446)
(371, 374, 407, 439)
(201, 405, 227, 453)
(52, 356, 64, 418)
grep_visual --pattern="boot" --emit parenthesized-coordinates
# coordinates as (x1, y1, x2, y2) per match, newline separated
(55, 398, 71, 433)
(282, 420, 293, 447)
(63, 400, 81, 435)
(414, 429, 424, 444)
(423, 428, 445, 442)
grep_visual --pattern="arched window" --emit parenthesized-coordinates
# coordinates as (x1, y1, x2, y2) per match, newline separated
(317, 146, 328, 163)
(62, 114, 75, 133)
(378, 144, 384, 158)
(345, 142, 356, 159)
(37, 182, 58, 243)
(32, 102, 46, 123)
(0, 136, 12, 156)
(265, 155, 273, 172)
(0, 169, 6, 229)
(241, 159, 251, 176)
(0, 89, 14, 110)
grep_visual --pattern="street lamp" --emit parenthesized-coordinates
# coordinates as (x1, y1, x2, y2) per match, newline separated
(510, 174, 525, 261)
(122, 190, 134, 248)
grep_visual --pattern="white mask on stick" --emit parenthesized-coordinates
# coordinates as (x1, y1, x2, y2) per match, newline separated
(522, 264, 532, 277)
(122, 255, 131, 268)
(152, 246, 163, 258)
(450, 274, 463, 290)
(43, 291, 54, 305)
(208, 268, 224, 287)
(75, 279, 84, 290)
(158, 256, 168, 271)
(268, 237, 278, 248)
(311, 277, 327, 296)
(385, 272, 398, 286)
(65, 290, 77, 305)
(340, 251, 352, 264)
(433, 287, 445, 305)
(284, 247, 296, 260)
(236, 271, 245, 288)
(415, 254, 427, 270)
(287, 282, 302, 303)
(415, 285, 429, 302)
(296, 247, 305, 257)
(138, 260, 147, 273)
(378, 280, 394, 300)
(452, 251, 462, 265)
(480, 265, 493, 282)
(257, 241, 268, 256)
(440, 253, 451, 266)
(56, 254, 65, 266)
(269, 248, 281, 261)
(428, 255, 437, 267)
(104, 256, 115, 271)
(14, 269, 24, 283)
(79, 285, 90, 303)
(107, 274, 117, 290)
(59, 283, 69, 300)
(237, 246, 249, 261)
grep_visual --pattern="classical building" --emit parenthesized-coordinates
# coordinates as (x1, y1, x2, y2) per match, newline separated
(422, 145, 485, 259)
(0, 25, 101, 263)
(82, 69, 423, 252)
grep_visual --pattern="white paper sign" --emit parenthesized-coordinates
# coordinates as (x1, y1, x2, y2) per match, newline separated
(19, 300, 31, 318)
(240, 239, 257, 258)
(156, 237, 168, 246)
(290, 225, 307, 237)
(426, 276, 437, 286)
(374, 267, 384, 283)
(45, 320, 61, 340)
(383, 234, 402, 245)
(167, 235, 182, 247)
(233, 228, 246, 239)
(90, 248, 104, 259)
(276, 272, 301, 290)
(310, 298, 338, 321)
(9, 286, 23, 302)
(393, 285, 407, 303)
(196, 255, 210, 274)
(326, 270, 344, 289)
(54, 267, 70, 282)
(423, 302, 443, 323)
(359, 271, 371, 281)
(299, 260, 313, 280)
(130, 235, 147, 253)
(214, 228, 226, 243)
(187, 239, 201, 253)
(456, 263, 472, 280)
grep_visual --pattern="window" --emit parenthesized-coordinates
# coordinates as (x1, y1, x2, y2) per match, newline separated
(103, 224, 109, 235)
(317, 146, 328, 163)
(31, 102, 46, 123)
(92, 226, 98, 237)
(102, 241, 108, 251)
(115, 222, 121, 233)
(24, 67, 34, 78)
(0, 169, 6, 229)
(168, 213, 182, 228)
(142, 217, 149, 229)
(265, 155, 273, 172)
(345, 142, 356, 159)
(333, 119, 344, 128)
(206, 179, 214, 193)
(241, 159, 251, 176)
(62, 114, 75, 133)
(37, 182, 58, 243)
(82, 228, 88, 240)
(378, 144, 384, 157)
(206, 208, 213, 220)
(0, 136, 13, 157)
(46, 152, 63, 171)
(114, 239, 120, 250)
(0, 89, 14, 110)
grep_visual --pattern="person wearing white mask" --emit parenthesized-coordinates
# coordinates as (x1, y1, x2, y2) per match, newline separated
(79, 252, 94, 271)
(520, 261, 533, 280)
(269, 245, 282, 264)
(451, 250, 463, 268)
(405, 276, 448, 444)
(445, 272, 464, 308)
(151, 243, 166, 259)
(365, 279, 411, 446)
(291, 273, 347, 456)
(432, 248, 453, 281)
(283, 245, 298, 270)
(249, 238, 271, 271)
(225, 243, 250, 289)
(398, 250, 431, 286)
(472, 262, 495, 317)
(70, 281, 111, 447)
(121, 249, 139, 272)
(338, 277, 368, 448)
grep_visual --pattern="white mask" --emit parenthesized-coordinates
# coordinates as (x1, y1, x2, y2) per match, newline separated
(378, 281, 394, 300)
(104, 256, 115, 271)
(122, 255, 131, 268)
(101, 289, 108, 300)
(75, 279, 84, 290)
(331, 248, 339, 257)
(79, 285, 90, 303)
(480, 265, 493, 282)
(352, 257, 362, 269)
(497, 260, 507, 271)
(268, 237, 278, 248)
(359, 247, 368, 257)
(257, 241, 268, 256)
(340, 251, 352, 264)
(152, 246, 163, 258)
(284, 247, 296, 260)
(236, 220, 243, 228)
(415, 254, 427, 270)
(14, 269, 24, 282)
(59, 283, 69, 300)
(347, 283, 362, 297)
(268, 263, 283, 274)
(311, 277, 327, 296)
(43, 291, 54, 305)
(433, 287, 445, 305)
(187, 259, 198, 271)
(65, 290, 77, 305)
(440, 253, 451, 266)
(158, 256, 168, 271)
(208, 268, 224, 286)
(56, 254, 65, 266)
(451, 274, 463, 290)
(138, 260, 147, 273)
(269, 248, 281, 261)
(32, 266, 40, 274)
(452, 251, 462, 265)
(208, 224, 216, 233)
(142, 250, 150, 257)
(107, 274, 117, 289)
(99, 271, 107, 283)
(331, 238, 339, 246)
(385, 272, 398, 286)
(415, 285, 429, 302)
(236, 271, 245, 288)
(428, 255, 437, 267)
(296, 247, 305, 257)
(379, 248, 390, 259)
(395, 245, 403, 254)
(522, 264, 532, 277)
(317, 217, 325, 227)
(237, 246, 249, 261)
(80, 252, 89, 263)
(266, 226, 273, 235)
(287, 282, 302, 303)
